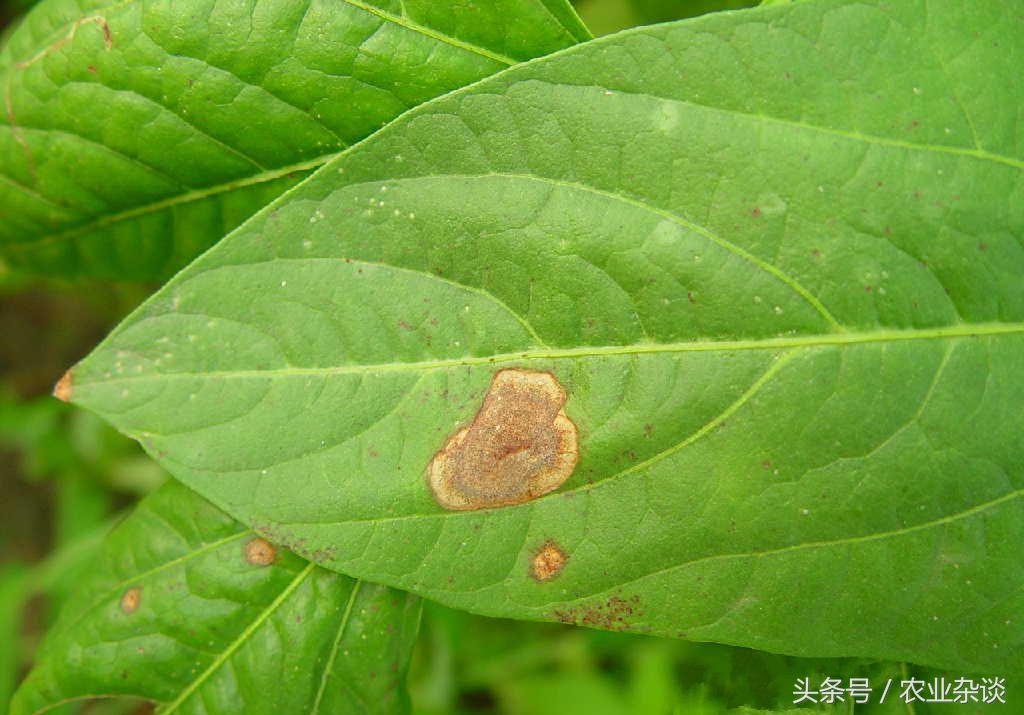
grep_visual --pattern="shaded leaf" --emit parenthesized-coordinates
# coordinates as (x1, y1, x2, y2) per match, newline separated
(11, 481, 421, 715)
(0, 564, 30, 713)
(0, 0, 587, 279)
(68, 0, 1022, 673)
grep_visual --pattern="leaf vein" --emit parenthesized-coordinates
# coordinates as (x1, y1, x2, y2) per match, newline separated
(161, 562, 317, 714)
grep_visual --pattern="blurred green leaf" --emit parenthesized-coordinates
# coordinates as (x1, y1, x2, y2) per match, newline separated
(628, 0, 757, 23)
(574, 0, 757, 35)
(499, 672, 632, 715)
(0, 564, 30, 713)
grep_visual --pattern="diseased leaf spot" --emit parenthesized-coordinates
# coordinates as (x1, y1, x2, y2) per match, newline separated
(244, 537, 277, 566)
(531, 540, 567, 582)
(120, 587, 141, 614)
(428, 369, 578, 511)
(552, 595, 641, 631)
(53, 369, 73, 402)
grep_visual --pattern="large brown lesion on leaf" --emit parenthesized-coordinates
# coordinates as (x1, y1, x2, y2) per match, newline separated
(428, 368, 578, 511)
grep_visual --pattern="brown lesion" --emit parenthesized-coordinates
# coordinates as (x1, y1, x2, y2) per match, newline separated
(552, 595, 641, 632)
(428, 369, 578, 511)
(120, 587, 141, 614)
(531, 540, 568, 582)
(244, 537, 277, 566)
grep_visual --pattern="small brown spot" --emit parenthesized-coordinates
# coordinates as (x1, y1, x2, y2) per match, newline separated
(53, 369, 73, 402)
(531, 540, 568, 582)
(98, 18, 113, 48)
(120, 587, 141, 614)
(427, 369, 578, 511)
(87, 65, 97, 73)
(245, 537, 277, 566)
(552, 595, 641, 631)
(751, 207, 762, 218)
(979, 243, 988, 252)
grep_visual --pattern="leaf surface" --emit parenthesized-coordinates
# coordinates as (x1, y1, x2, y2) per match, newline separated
(11, 481, 421, 715)
(0, 0, 587, 279)
(68, 0, 1024, 672)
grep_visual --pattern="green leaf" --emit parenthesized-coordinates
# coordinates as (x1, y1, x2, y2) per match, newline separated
(68, 0, 1023, 673)
(11, 481, 422, 715)
(0, 0, 587, 280)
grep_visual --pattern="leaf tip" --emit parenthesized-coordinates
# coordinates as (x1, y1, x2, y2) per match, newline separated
(52, 369, 73, 403)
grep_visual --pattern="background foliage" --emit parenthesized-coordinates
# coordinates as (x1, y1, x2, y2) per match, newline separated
(0, 0, 1014, 713)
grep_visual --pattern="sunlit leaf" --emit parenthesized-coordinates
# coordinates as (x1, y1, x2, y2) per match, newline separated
(68, 0, 1023, 673)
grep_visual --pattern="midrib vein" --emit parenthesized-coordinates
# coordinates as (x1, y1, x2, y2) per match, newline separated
(4, 153, 335, 250)
(310, 580, 363, 715)
(79, 322, 1024, 387)
(161, 562, 317, 714)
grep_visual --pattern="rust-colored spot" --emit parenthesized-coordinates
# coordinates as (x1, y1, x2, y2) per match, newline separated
(428, 369, 578, 511)
(531, 540, 567, 582)
(552, 595, 641, 631)
(245, 537, 277, 566)
(120, 587, 141, 614)
(53, 369, 73, 402)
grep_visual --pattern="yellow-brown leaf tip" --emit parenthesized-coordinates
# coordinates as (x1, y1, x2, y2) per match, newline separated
(53, 369, 73, 402)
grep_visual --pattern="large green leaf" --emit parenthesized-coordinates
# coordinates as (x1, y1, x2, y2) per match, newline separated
(0, 0, 587, 279)
(66, 0, 1022, 673)
(11, 481, 422, 715)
